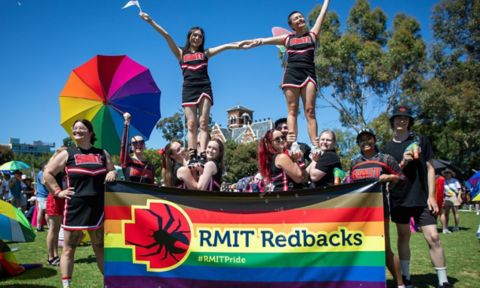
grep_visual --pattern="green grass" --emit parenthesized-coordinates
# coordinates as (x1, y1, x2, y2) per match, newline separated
(1, 211, 479, 287)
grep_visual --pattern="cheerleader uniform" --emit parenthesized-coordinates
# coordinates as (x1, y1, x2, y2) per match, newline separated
(180, 50, 213, 107)
(270, 154, 295, 192)
(282, 32, 318, 89)
(123, 158, 155, 184)
(205, 160, 222, 191)
(173, 162, 186, 189)
(63, 146, 107, 230)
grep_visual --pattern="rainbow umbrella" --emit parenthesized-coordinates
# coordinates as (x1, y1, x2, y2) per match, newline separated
(59, 55, 161, 154)
(0, 200, 36, 242)
(0, 160, 30, 171)
(466, 171, 480, 202)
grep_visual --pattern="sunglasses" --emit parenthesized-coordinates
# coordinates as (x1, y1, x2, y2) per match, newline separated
(272, 136, 287, 143)
(131, 140, 145, 145)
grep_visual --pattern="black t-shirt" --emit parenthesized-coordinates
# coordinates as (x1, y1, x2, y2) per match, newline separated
(383, 134, 434, 208)
(313, 150, 342, 187)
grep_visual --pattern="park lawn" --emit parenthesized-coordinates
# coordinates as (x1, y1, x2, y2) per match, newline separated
(1, 211, 479, 288)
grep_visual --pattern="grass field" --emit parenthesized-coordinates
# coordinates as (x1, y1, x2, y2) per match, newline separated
(1, 211, 479, 288)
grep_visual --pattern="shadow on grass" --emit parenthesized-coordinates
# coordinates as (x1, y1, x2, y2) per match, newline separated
(75, 254, 97, 264)
(436, 226, 471, 233)
(1, 285, 56, 288)
(5, 267, 57, 280)
(410, 273, 459, 287)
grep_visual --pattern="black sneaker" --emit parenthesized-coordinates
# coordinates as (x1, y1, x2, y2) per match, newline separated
(198, 152, 207, 167)
(438, 283, 452, 288)
(402, 276, 413, 288)
(188, 149, 198, 167)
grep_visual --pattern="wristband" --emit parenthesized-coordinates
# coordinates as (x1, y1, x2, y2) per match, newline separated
(298, 161, 306, 168)
(54, 188, 62, 197)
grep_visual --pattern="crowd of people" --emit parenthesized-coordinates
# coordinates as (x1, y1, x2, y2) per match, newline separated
(1, 1, 478, 287)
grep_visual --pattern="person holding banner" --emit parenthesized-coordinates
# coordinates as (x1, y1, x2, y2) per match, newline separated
(197, 139, 224, 191)
(162, 141, 198, 189)
(140, 12, 243, 168)
(383, 106, 451, 288)
(240, 0, 330, 152)
(43, 119, 117, 288)
(258, 129, 308, 191)
(350, 128, 405, 287)
(119, 112, 155, 184)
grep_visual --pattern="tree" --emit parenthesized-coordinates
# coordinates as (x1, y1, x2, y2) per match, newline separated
(414, 0, 480, 172)
(223, 140, 258, 184)
(310, 0, 426, 131)
(156, 110, 185, 144)
(63, 137, 75, 147)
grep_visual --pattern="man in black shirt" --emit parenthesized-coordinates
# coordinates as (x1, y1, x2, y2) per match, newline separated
(383, 105, 451, 288)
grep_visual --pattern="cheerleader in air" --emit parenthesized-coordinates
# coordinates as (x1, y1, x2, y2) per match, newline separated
(241, 0, 330, 151)
(140, 12, 242, 166)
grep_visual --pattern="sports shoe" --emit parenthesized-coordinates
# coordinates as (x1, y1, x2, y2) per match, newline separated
(438, 282, 452, 288)
(187, 149, 198, 167)
(443, 229, 452, 234)
(452, 226, 459, 232)
(402, 276, 413, 288)
(198, 152, 207, 167)
(47, 256, 60, 266)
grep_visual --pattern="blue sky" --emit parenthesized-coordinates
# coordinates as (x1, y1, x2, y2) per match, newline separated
(0, 0, 439, 151)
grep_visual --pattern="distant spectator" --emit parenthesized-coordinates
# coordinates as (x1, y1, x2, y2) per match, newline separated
(440, 169, 463, 233)
(9, 171, 26, 211)
(35, 163, 49, 232)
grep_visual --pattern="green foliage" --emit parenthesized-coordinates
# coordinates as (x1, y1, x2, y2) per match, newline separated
(13, 153, 53, 172)
(312, 0, 426, 131)
(144, 148, 163, 183)
(333, 128, 358, 171)
(63, 136, 75, 147)
(156, 110, 185, 144)
(223, 140, 258, 183)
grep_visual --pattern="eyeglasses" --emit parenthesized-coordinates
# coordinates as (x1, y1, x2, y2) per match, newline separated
(273, 136, 287, 143)
(131, 140, 145, 146)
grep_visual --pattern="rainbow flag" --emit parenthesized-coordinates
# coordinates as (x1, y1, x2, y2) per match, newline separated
(105, 181, 386, 287)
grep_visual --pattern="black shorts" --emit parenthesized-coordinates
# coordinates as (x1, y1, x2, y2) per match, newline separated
(63, 195, 104, 230)
(182, 84, 213, 107)
(390, 206, 437, 226)
(282, 66, 317, 89)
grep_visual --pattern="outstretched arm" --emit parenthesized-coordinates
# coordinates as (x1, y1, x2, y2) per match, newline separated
(310, 0, 330, 36)
(206, 42, 241, 58)
(239, 35, 287, 49)
(140, 12, 182, 61)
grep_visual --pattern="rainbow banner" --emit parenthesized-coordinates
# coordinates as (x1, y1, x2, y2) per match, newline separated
(104, 181, 386, 288)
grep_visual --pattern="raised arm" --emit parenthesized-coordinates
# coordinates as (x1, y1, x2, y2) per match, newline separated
(120, 113, 131, 168)
(206, 42, 241, 58)
(310, 0, 330, 36)
(140, 12, 182, 61)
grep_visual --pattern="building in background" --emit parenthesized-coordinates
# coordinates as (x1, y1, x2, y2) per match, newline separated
(211, 105, 273, 144)
(6, 138, 54, 156)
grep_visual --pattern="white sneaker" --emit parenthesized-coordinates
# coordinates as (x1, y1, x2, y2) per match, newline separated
(442, 229, 451, 234)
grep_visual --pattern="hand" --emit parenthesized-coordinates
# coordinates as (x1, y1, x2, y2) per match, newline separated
(123, 112, 131, 125)
(290, 150, 304, 162)
(427, 196, 439, 215)
(400, 151, 414, 168)
(239, 39, 262, 49)
(379, 174, 390, 183)
(310, 150, 321, 162)
(105, 170, 117, 182)
(140, 12, 152, 23)
(57, 187, 75, 200)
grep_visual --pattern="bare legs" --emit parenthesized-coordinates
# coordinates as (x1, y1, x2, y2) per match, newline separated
(284, 82, 318, 144)
(46, 215, 61, 261)
(184, 98, 212, 153)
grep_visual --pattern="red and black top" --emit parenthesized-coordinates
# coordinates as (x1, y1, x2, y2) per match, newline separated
(350, 152, 404, 182)
(180, 51, 211, 87)
(269, 154, 294, 192)
(65, 146, 107, 197)
(284, 32, 317, 69)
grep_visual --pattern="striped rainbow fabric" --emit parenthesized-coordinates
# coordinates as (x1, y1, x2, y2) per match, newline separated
(104, 181, 386, 288)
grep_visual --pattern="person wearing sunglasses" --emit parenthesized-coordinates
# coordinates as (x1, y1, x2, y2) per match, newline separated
(349, 128, 405, 288)
(120, 113, 156, 184)
(162, 141, 199, 189)
(258, 129, 307, 192)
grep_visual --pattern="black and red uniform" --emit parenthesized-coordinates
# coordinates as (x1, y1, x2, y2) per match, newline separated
(63, 146, 107, 230)
(282, 32, 318, 89)
(119, 124, 155, 184)
(180, 50, 213, 107)
(350, 152, 405, 217)
(205, 161, 222, 191)
(269, 154, 295, 192)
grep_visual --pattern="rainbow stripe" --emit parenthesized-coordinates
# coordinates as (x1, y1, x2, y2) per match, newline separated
(104, 181, 386, 287)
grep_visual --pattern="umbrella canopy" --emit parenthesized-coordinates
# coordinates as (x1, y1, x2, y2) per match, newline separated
(430, 159, 463, 179)
(59, 55, 161, 155)
(0, 200, 36, 242)
(466, 171, 480, 202)
(0, 160, 30, 171)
